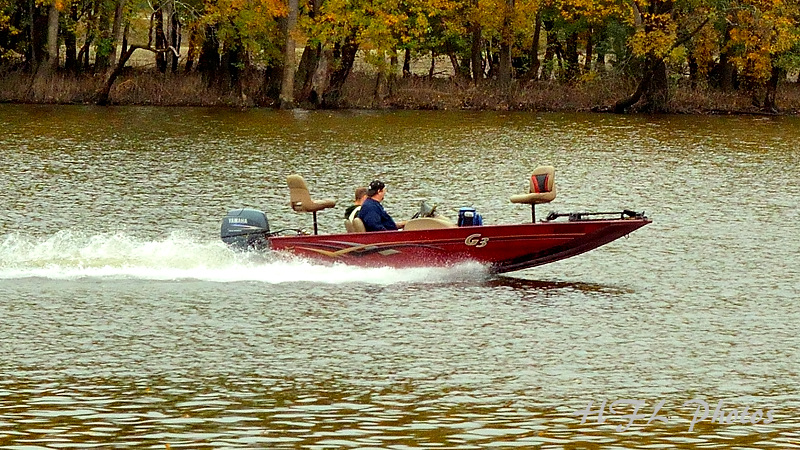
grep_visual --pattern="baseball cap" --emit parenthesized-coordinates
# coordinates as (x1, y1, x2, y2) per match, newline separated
(367, 180, 385, 196)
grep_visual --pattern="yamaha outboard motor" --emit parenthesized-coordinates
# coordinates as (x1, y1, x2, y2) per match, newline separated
(220, 208, 271, 250)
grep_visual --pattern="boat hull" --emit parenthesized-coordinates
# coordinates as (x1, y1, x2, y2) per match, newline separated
(268, 218, 651, 273)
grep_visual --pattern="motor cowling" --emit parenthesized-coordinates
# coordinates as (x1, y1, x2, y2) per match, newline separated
(220, 208, 270, 250)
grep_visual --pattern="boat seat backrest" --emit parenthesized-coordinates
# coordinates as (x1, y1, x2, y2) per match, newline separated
(352, 217, 366, 233)
(509, 165, 557, 205)
(287, 174, 336, 213)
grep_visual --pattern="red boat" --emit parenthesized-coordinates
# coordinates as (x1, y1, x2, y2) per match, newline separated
(221, 168, 651, 274)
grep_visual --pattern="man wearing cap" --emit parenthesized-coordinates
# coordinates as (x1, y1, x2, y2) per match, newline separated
(357, 180, 405, 231)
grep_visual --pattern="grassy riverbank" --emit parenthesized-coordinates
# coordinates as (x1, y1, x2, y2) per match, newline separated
(3, 69, 800, 114)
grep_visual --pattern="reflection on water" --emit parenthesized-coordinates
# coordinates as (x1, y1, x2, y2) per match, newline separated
(1, 377, 794, 448)
(1, 105, 799, 448)
(491, 276, 635, 296)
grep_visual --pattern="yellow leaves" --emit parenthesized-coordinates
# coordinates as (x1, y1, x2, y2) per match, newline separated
(472, 0, 540, 42)
(630, 13, 677, 58)
(475, 0, 506, 31)
(560, 0, 628, 24)
(726, 0, 800, 81)
(0, 0, 19, 41)
(199, 0, 286, 62)
(691, 21, 719, 75)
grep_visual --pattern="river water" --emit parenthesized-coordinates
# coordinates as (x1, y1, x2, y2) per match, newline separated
(1, 104, 798, 448)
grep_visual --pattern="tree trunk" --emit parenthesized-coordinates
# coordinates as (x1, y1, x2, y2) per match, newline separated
(688, 54, 698, 89)
(613, 0, 675, 113)
(643, 58, 668, 111)
(94, 3, 113, 73)
(185, 25, 200, 72)
(296, 44, 321, 104)
(310, 48, 332, 105)
(388, 50, 398, 97)
(613, 56, 668, 113)
(97, 45, 138, 105)
(497, 0, 514, 87)
(121, 23, 129, 58)
(78, 38, 92, 72)
(198, 25, 220, 86)
(219, 40, 244, 95)
(27, 0, 48, 72)
(717, 52, 735, 92)
(541, 19, 555, 80)
(374, 56, 388, 103)
(280, 0, 299, 108)
(97, 45, 177, 105)
(564, 30, 578, 81)
(295, 0, 323, 102)
(155, 0, 176, 73)
(155, 7, 166, 72)
(708, 25, 735, 91)
(26, 0, 36, 70)
(261, 62, 283, 104)
(64, 3, 79, 73)
(486, 49, 499, 79)
(498, 43, 511, 86)
(109, 0, 125, 69)
(45, 3, 59, 72)
(260, 16, 285, 104)
(595, 44, 606, 74)
(402, 48, 411, 77)
(525, 12, 541, 81)
(583, 29, 592, 73)
(763, 66, 784, 112)
(447, 52, 460, 79)
(29, 2, 58, 95)
(470, 23, 482, 82)
(321, 40, 358, 108)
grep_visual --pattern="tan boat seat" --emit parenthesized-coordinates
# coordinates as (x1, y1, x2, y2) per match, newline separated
(287, 174, 336, 234)
(352, 217, 366, 233)
(404, 217, 457, 231)
(510, 166, 556, 222)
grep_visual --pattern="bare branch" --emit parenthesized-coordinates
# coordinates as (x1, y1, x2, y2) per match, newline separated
(670, 15, 713, 53)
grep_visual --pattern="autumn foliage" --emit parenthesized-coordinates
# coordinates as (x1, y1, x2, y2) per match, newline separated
(1, 0, 799, 111)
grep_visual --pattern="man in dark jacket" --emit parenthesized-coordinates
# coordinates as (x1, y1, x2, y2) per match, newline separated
(357, 180, 405, 231)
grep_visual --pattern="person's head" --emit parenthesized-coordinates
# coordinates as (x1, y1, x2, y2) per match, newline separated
(367, 180, 386, 201)
(354, 186, 368, 205)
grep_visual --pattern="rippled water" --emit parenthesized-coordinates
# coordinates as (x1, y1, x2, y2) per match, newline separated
(1, 104, 799, 448)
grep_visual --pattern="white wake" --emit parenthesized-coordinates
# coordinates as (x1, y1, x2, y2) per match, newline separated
(0, 231, 488, 284)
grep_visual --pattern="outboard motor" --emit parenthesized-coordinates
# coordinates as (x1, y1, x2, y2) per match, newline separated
(220, 208, 271, 250)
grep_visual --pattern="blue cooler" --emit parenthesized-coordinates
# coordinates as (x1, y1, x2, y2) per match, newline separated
(458, 207, 483, 227)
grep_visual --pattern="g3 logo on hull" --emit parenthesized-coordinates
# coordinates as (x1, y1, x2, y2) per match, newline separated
(465, 233, 489, 248)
